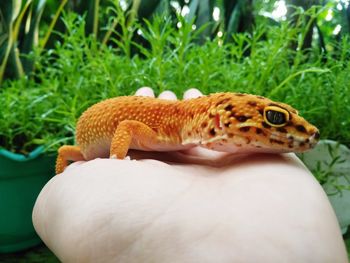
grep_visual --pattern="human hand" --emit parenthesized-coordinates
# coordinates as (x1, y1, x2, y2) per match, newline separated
(32, 88, 348, 263)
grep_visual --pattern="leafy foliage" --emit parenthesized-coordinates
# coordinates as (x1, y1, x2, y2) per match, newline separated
(0, 8, 349, 154)
(0, 0, 66, 84)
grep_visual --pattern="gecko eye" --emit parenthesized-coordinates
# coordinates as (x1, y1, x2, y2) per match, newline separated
(264, 106, 290, 127)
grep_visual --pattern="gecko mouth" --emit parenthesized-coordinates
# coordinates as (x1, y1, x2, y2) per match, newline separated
(285, 131, 320, 150)
(265, 130, 320, 151)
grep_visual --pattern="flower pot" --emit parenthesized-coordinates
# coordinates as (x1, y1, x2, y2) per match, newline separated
(0, 146, 55, 253)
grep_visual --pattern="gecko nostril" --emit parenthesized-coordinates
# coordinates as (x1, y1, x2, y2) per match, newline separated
(313, 131, 320, 140)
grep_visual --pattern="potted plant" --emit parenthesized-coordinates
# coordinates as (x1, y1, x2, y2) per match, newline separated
(0, 0, 64, 253)
(0, 147, 55, 253)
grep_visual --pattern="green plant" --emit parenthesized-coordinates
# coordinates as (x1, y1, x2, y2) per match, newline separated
(0, 2, 349, 156)
(1, 7, 349, 155)
(0, 0, 67, 85)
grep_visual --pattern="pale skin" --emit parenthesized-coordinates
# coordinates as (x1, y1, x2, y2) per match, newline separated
(32, 88, 348, 263)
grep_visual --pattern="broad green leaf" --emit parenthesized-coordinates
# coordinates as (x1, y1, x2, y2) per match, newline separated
(138, 0, 162, 19)
(187, 0, 199, 22)
(40, 0, 68, 49)
(195, 0, 214, 42)
(225, 0, 241, 37)
(0, 0, 31, 84)
(0, 0, 22, 70)
(152, 0, 169, 16)
(21, 0, 47, 74)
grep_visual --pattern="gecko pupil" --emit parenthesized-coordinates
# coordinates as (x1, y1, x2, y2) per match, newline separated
(266, 110, 286, 125)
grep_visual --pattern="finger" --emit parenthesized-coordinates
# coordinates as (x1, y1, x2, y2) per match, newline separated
(135, 87, 155, 97)
(158, 90, 177, 100)
(183, 88, 203, 100)
(64, 161, 86, 172)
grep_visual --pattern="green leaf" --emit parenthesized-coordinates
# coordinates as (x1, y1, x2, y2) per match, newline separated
(87, 0, 100, 37)
(298, 140, 350, 232)
(0, 0, 30, 84)
(20, 0, 47, 74)
(187, 0, 199, 22)
(40, 0, 68, 49)
(195, 0, 213, 42)
(225, 0, 242, 37)
(138, 0, 162, 19)
(224, 0, 254, 42)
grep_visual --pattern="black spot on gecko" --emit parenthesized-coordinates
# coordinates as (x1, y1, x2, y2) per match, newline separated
(277, 127, 287, 133)
(201, 122, 208, 128)
(235, 93, 246, 97)
(224, 104, 234, 111)
(270, 139, 284, 145)
(296, 125, 307, 133)
(224, 122, 230, 128)
(209, 128, 216, 136)
(258, 109, 264, 115)
(228, 133, 234, 138)
(247, 101, 257, 107)
(239, 127, 250, 132)
(256, 128, 263, 135)
(299, 142, 305, 147)
(236, 115, 251, 122)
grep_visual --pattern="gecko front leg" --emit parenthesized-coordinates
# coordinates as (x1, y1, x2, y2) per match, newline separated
(110, 120, 160, 159)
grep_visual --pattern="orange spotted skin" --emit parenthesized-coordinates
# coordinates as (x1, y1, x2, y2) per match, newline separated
(55, 92, 320, 174)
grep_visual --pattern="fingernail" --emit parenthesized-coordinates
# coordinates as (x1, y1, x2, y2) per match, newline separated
(183, 88, 203, 100)
(135, 87, 155, 97)
(159, 90, 177, 100)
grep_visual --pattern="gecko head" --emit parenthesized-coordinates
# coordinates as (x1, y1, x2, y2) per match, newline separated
(201, 93, 319, 153)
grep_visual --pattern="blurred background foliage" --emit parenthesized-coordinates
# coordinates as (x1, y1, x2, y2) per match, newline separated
(1, 0, 350, 84)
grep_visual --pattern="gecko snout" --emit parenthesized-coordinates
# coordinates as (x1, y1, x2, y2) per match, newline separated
(308, 130, 320, 148)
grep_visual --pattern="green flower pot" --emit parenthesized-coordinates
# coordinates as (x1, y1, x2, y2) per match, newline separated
(0, 147, 55, 253)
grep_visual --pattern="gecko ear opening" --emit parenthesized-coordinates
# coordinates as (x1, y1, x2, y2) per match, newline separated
(263, 106, 290, 127)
